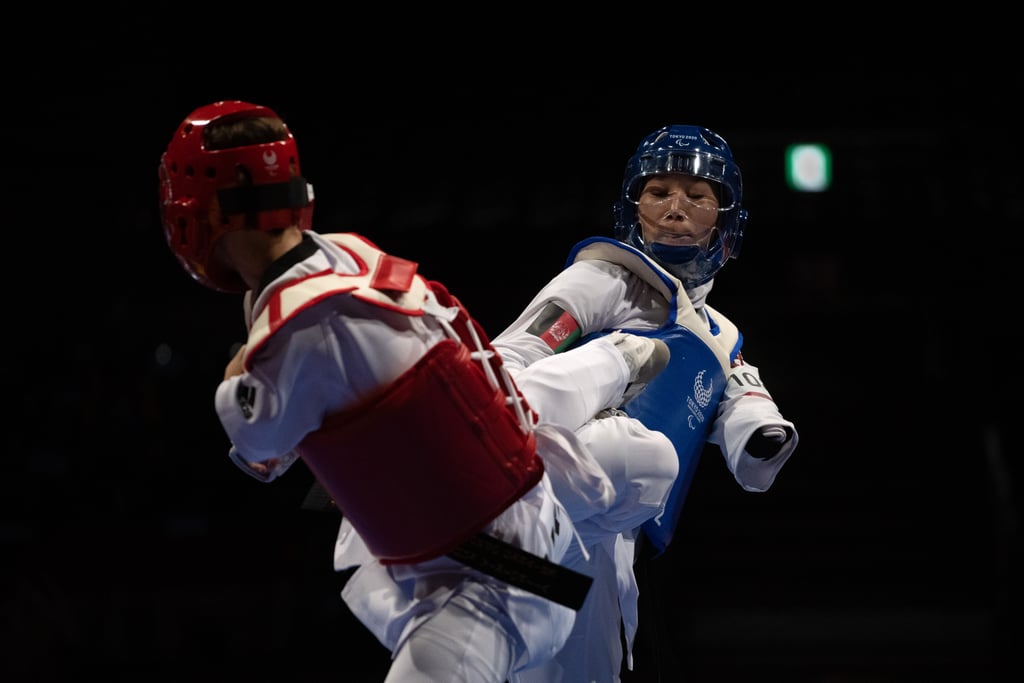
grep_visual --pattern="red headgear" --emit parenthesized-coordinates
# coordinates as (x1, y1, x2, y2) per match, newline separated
(159, 100, 314, 292)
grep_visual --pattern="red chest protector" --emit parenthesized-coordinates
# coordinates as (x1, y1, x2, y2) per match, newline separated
(273, 235, 544, 564)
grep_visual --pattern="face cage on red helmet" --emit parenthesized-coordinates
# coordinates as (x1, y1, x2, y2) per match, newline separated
(159, 100, 314, 292)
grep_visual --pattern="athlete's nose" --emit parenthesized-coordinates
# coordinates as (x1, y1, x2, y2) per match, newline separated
(664, 195, 688, 219)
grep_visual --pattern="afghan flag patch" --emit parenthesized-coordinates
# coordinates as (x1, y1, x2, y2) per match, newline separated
(527, 303, 581, 353)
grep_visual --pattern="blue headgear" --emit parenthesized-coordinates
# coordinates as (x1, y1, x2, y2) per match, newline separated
(613, 125, 747, 288)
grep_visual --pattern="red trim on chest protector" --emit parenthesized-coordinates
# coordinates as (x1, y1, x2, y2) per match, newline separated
(370, 253, 418, 292)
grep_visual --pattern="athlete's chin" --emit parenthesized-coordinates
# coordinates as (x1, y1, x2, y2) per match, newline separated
(643, 225, 706, 245)
(651, 234, 701, 246)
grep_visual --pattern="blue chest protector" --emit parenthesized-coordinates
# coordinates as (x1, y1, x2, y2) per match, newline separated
(567, 237, 741, 553)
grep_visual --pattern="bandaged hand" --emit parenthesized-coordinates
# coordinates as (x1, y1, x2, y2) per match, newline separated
(745, 425, 792, 460)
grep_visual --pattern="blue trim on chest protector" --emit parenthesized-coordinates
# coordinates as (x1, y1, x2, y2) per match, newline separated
(567, 237, 683, 326)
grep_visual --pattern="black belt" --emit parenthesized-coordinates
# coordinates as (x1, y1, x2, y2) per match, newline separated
(448, 532, 592, 610)
(302, 482, 592, 610)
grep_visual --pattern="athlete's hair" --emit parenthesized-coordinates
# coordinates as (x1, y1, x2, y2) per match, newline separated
(204, 116, 289, 151)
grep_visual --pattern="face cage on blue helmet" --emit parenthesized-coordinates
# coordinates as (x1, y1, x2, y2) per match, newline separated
(613, 147, 746, 288)
(614, 217, 744, 288)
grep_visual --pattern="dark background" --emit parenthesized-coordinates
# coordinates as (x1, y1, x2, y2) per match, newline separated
(5, 12, 1021, 682)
